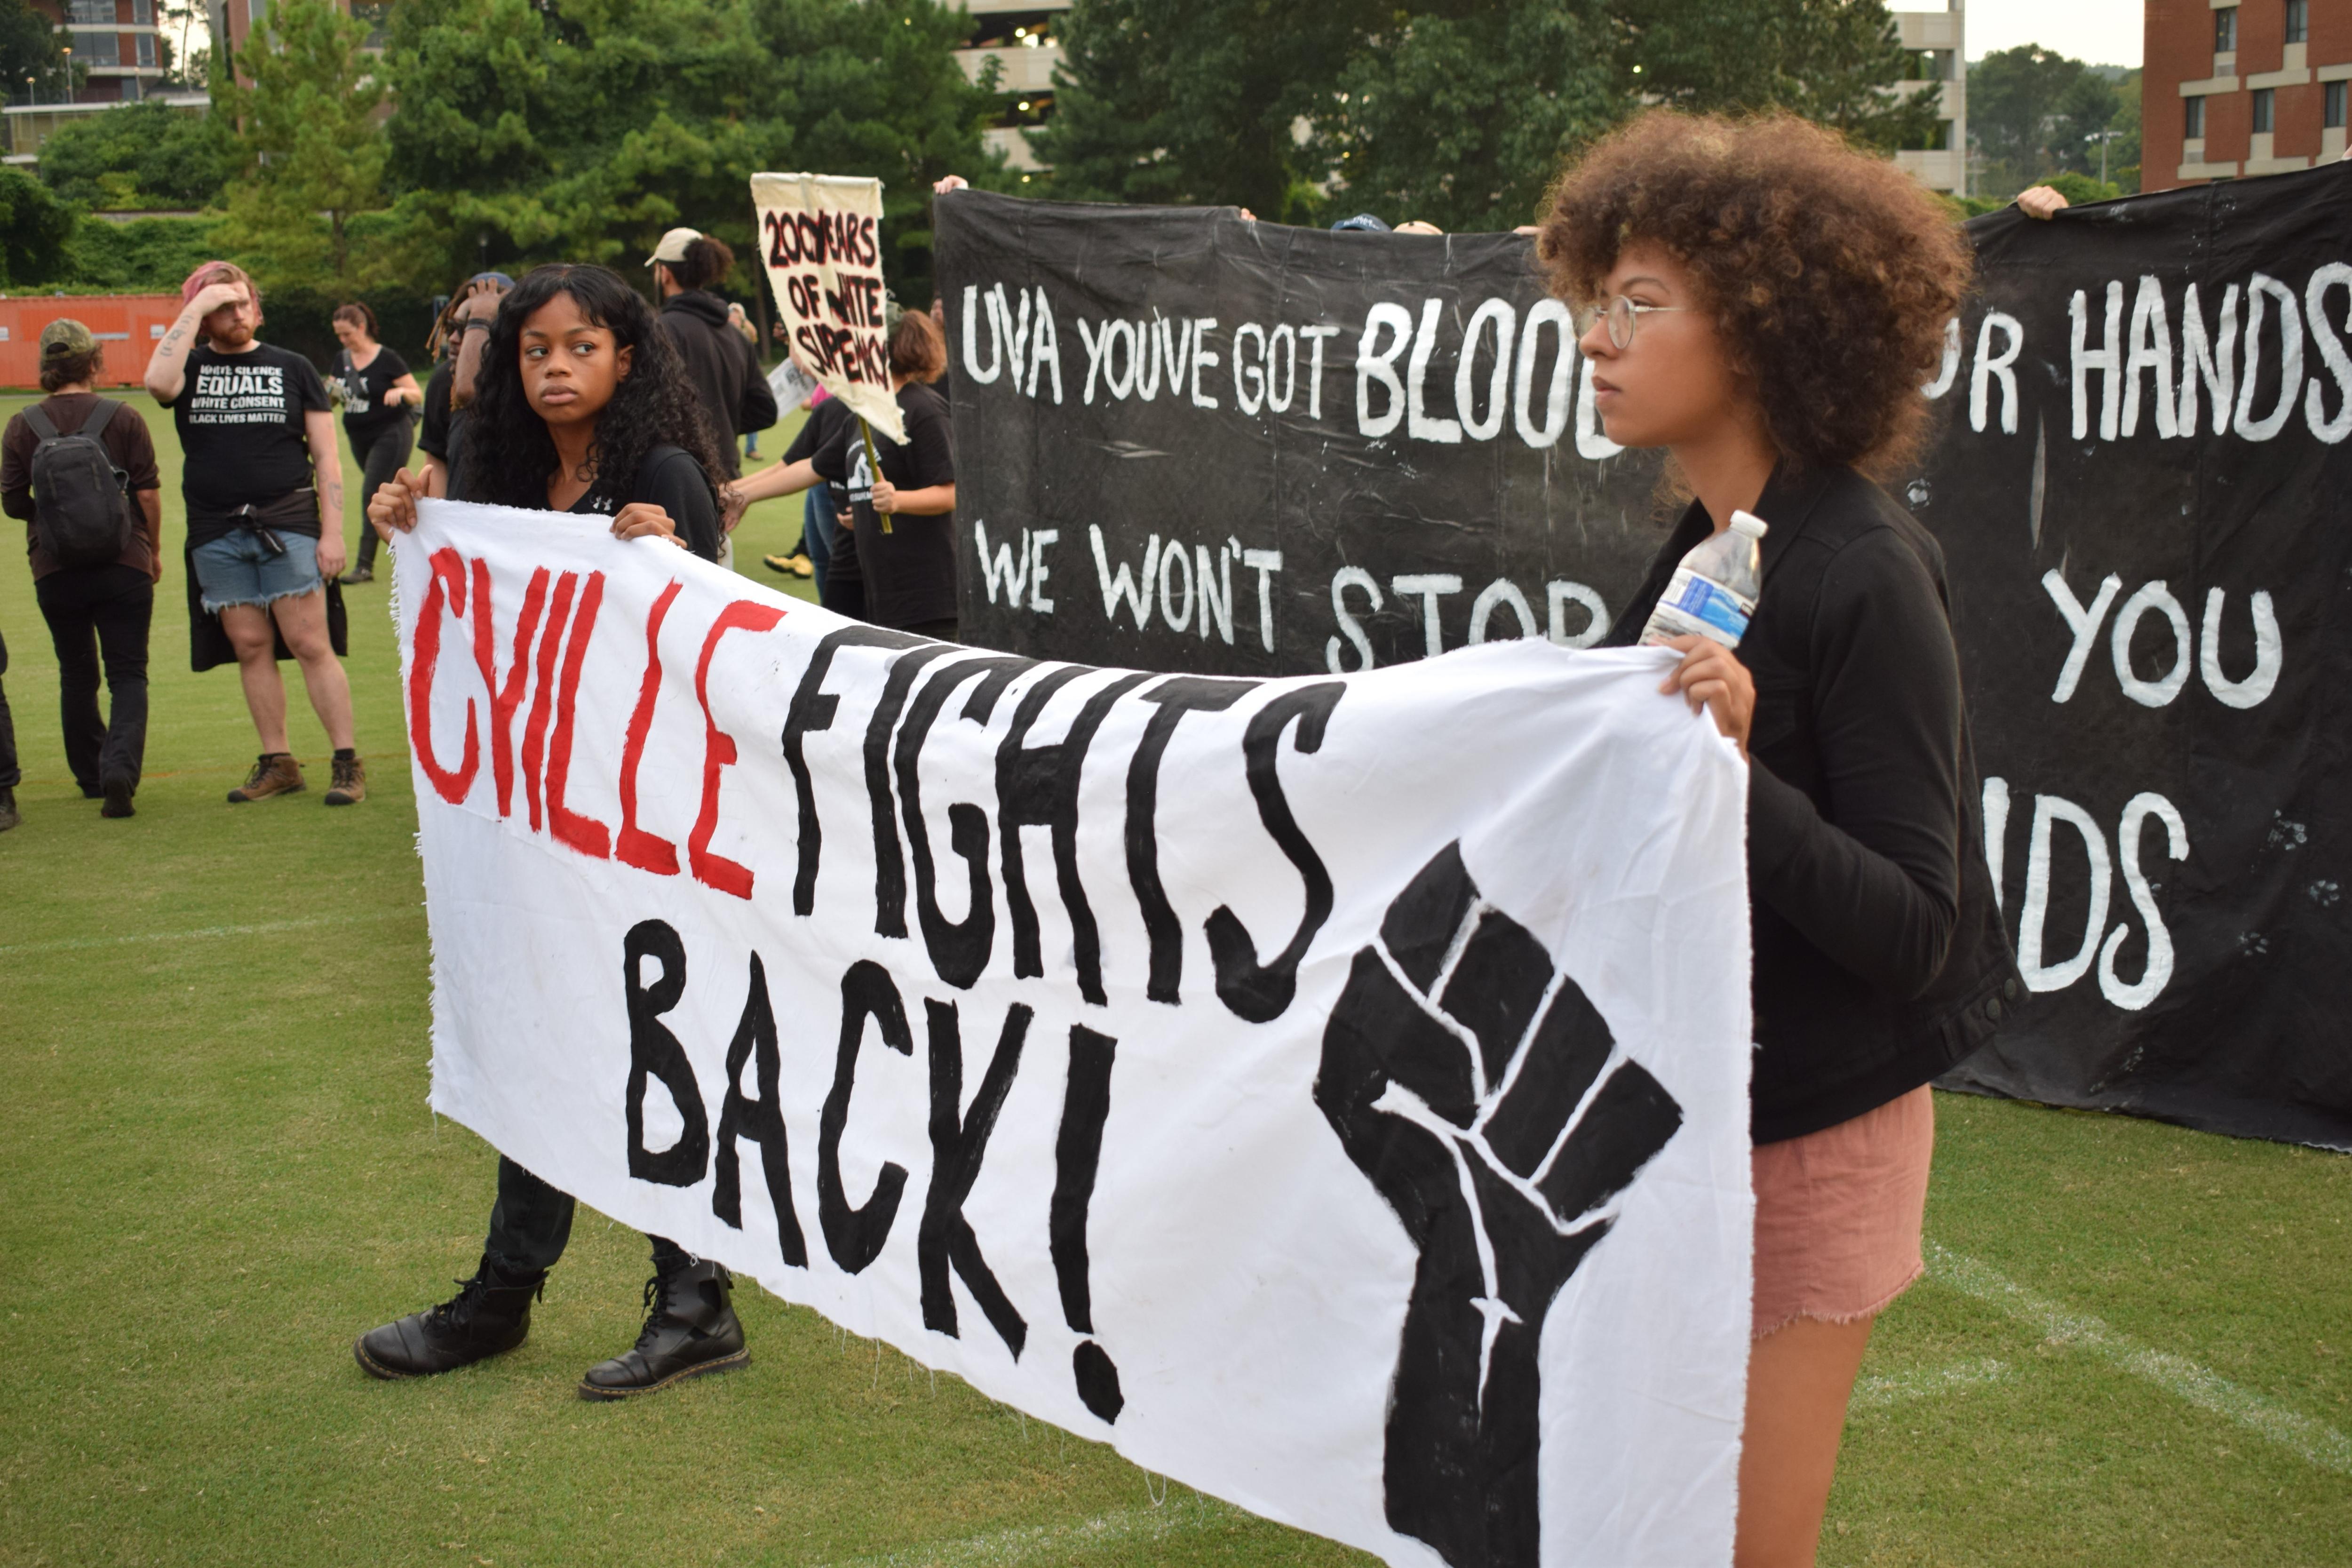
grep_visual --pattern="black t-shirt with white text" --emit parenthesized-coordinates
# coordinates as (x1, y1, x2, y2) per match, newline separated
(165, 342, 331, 531)
(810, 383, 956, 628)
(335, 344, 412, 447)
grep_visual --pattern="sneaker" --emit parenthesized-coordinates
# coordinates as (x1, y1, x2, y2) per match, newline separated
(761, 552, 796, 575)
(0, 787, 17, 832)
(340, 567, 374, 584)
(354, 1260, 545, 1379)
(100, 776, 135, 819)
(227, 754, 305, 803)
(577, 1260, 749, 1399)
(324, 754, 367, 806)
(787, 552, 814, 578)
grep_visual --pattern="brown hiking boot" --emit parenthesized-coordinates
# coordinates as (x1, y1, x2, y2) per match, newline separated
(325, 753, 367, 806)
(227, 753, 305, 803)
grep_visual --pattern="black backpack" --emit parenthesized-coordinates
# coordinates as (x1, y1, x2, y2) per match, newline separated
(24, 400, 134, 569)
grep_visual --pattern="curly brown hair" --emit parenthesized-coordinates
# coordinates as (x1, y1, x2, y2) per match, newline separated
(1537, 111, 1970, 477)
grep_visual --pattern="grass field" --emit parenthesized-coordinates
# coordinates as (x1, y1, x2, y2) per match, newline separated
(1, 395, 2346, 1568)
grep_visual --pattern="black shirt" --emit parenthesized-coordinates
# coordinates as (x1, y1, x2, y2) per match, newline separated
(1605, 462, 2017, 1143)
(419, 359, 455, 459)
(334, 344, 412, 446)
(810, 383, 956, 628)
(565, 445, 721, 564)
(163, 342, 331, 532)
(783, 396, 855, 511)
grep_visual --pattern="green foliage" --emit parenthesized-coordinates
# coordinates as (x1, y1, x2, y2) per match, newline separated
(0, 165, 75, 287)
(0, 0, 69, 103)
(1039, 0, 1939, 230)
(2040, 170, 2121, 206)
(36, 101, 232, 211)
(1316, 6, 1620, 233)
(212, 0, 391, 294)
(378, 0, 1000, 304)
(1611, 0, 1941, 153)
(1027, 0, 1374, 221)
(57, 212, 222, 290)
(1968, 43, 2127, 199)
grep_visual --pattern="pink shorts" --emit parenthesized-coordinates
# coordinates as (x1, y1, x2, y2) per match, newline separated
(1751, 1085, 1935, 1338)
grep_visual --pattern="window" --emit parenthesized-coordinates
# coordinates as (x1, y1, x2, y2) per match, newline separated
(2253, 87, 2275, 133)
(2286, 0, 2307, 46)
(120, 72, 139, 100)
(1903, 50, 1952, 82)
(2185, 95, 2207, 140)
(2327, 81, 2347, 129)
(70, 28, 119, 64)
(2215, 6, 2237, 52)
(66, 0, 112, 22)
(131, 0, 151, 22)
(135, 31, 153, 65)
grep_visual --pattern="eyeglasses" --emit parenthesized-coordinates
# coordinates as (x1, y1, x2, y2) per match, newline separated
(1576, 295, 1686, 350)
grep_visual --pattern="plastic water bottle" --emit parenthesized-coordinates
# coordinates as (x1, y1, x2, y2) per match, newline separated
(1638, 510, 1768, 649)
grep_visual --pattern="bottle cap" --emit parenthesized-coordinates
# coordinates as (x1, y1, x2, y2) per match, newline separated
(1730, 509, 1768, 539)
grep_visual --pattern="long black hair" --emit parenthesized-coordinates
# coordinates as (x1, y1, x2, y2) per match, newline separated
(462, 263, 729, 512)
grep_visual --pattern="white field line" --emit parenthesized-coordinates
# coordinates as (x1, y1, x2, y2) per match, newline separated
(0, 909, 412, 958)
(1850, 1356, 2011, 1411)
(1927, 1243, 2352, 1475)
(816, 1492, 1245, 1568)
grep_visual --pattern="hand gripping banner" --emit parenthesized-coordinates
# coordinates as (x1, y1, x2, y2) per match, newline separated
(393, 501, 1754, 1567)
(751, 172, 906, 443)
(935, 171, 2352, 1150)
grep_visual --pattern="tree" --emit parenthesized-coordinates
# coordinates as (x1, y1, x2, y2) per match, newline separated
(0, 0, 70, 106)
(379, 0, 998, 302)
(0, 164, 74, 287)
(1967, 43, 2109, 198)
(1041, 0, 1939, 228)
(38, 100, 232, 210)
(213, 0, 390, 291)
(1315, 4, 1621, 233)
(1028, 0, 1376, 220)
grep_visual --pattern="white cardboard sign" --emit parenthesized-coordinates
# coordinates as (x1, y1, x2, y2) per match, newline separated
(751, 171, 905, 443)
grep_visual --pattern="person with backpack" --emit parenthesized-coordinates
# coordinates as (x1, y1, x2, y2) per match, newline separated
(328, 302, 421, 586)
(144, 261, 366, 808)
(359, 263, 746, 1398)
(1, 319, 164, 820)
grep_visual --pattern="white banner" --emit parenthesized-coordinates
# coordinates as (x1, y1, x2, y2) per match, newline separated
(751, 171, 905, 443)
(393, 500, 1755, 1568)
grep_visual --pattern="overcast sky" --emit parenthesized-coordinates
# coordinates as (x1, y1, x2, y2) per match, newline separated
(1966, 0, 2144, 69)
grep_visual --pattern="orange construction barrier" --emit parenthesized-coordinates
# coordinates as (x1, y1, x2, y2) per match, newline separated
(0, 294, 186, 389)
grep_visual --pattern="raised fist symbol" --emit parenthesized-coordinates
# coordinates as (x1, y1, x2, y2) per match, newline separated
(1317, 843, 1684, 1568)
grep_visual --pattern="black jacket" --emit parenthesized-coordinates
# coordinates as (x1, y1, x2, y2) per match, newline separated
(1606, 463, 2019, 1143)
(657, 290, 778, 478)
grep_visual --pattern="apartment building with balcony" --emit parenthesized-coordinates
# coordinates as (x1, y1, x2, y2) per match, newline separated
(954, 0, 1066, 172)
(1893, 2, 1967, 193)
(2146, 0, 2347, 187)
(4, 0, 206, 163)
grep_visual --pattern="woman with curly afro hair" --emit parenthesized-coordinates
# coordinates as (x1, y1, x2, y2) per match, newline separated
(1540, 111, 2018, 1566)
(358, 264, 756, 1401)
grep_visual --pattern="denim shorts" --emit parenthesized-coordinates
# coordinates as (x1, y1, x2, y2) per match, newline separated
(191, 529, 322, 614)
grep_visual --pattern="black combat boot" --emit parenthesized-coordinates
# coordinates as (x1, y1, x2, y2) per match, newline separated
(353, 1258, 544, 1379)
(577, 1259, 748, 1399)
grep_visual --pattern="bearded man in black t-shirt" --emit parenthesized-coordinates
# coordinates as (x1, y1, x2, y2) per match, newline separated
(144, 262, 367, 806)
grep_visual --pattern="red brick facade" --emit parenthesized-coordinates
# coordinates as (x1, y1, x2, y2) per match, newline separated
(2144, 0, 2352, 189)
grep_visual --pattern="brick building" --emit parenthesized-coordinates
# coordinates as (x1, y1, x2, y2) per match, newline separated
(2, 0, 205, 163)
(2145, 0, 2350, 188)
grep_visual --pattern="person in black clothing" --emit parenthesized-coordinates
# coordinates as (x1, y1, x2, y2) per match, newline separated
(648, 228, 777, 484)
(329, 302, 422, 585)
(1, 320, 165, 820)
(361, 263, 738, 1400)
(759, 388, 854, 598)
(721, 310, 957, 637)
(1540, 112, 2014, 1567)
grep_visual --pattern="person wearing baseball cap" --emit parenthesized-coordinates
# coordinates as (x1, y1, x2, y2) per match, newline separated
(144, 261, 367, 807)
(1, 318, 164, 823)
(647, 227, 776, 565)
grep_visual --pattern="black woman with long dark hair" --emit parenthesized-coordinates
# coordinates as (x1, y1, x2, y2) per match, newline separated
(358, 263, 748, 1399)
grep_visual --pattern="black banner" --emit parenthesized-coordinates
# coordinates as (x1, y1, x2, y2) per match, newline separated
(936, 170, 2352, 1150)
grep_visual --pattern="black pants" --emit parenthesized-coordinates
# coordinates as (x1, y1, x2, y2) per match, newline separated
(484, 1156, 690, 1280)
(351, 420, 414, 571)
(34, 565, 152, 795)
(0, 624, 18, 791)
